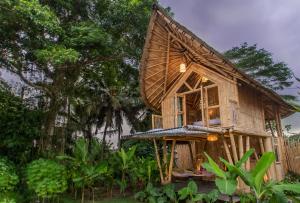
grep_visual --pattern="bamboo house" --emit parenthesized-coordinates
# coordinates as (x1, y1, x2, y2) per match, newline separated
(125, 5, 296, 187)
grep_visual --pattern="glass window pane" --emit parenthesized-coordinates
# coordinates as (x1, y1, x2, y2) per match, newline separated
(177, 114, 183, 127)
(208, 107, 221, 126)
(207, 86, 219, 106)
(177, 97, 183, 111)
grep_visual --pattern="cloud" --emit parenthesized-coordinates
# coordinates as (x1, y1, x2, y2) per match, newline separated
(160, 0, 300, 132)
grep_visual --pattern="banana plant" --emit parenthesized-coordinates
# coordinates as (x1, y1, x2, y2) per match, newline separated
(57, 138, 108, 203)
(116, 146, 137, 194)
(221, 151, 300, 203)
(202, 149, 254, 196)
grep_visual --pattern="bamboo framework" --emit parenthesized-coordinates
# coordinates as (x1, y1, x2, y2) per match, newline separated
(126, 3, 298, 187)
(153, 139, 177, 184)
(140, 4, 295, 118)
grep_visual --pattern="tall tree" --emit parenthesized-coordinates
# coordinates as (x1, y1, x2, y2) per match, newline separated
(224, 43, 294, 91)
(0, 88, 43, 164)
(0, 0, 157, 150)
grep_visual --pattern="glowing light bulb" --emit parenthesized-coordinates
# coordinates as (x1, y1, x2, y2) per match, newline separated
(202, 77, 208, 82)
(207, 134, 218, 142)
(179, 63, 186, 73)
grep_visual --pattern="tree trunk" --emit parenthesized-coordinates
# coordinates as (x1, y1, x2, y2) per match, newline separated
(101, 124, 108, 159)
(81, 187, 85, 203)
(43, 98, 60, 151)
(117, 128, 121, 150)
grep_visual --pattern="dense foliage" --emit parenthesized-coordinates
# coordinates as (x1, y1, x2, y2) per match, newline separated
(0, 0, 157, 151)
(0, 89, 42, 164)
(26, 159, 68, 198)
(204, 149, 300, 203)
(224, 43, 294, 92)
(0, 0, 299, 202)
(0, 159, 18, 193)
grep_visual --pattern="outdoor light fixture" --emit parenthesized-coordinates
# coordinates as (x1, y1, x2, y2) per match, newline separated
(179, 63, 186, 73)
(202, 76, 208, 83)
(207, 134, 218, 142)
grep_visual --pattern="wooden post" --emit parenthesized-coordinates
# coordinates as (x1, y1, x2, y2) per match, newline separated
(259, 138, 265, 154)
(264, 137, 276, 180)
(222, 135, 233, 164)
(238, 135, 246, 190)
(188, 141, 195, 166)
(168, 140, 176, 182)
(163, 141, 168, 177)
(238, 135, 244, 160)
(274, 106, 283, 137)
(245, 136, 250, 170)
(229, 131, 239, 163)
(153, 139, 164, 184)
(254, 151, 259, 161)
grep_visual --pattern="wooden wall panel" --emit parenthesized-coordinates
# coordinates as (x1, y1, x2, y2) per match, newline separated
(236, 84, 265, 134)
(162, 96, 176, 128)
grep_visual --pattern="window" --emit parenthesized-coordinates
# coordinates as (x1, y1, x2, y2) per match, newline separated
(206, 86, 220, 126)
(175, 71, 221, 127)
(177, 96, 184, 127)
(207, 86, 219, 107)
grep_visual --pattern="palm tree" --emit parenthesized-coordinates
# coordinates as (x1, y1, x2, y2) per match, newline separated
(72, 62, 143, 157)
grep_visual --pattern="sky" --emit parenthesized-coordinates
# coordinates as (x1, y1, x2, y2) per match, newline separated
(160, 0, 300, 133)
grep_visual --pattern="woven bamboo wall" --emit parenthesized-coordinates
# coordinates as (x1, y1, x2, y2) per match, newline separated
(285, 139, 300, 175)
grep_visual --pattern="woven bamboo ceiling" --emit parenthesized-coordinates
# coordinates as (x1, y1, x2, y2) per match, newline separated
(139, 5, 295, 118)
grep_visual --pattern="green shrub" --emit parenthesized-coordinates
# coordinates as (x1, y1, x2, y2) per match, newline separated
(26, 159, 68, 198)
(178, 181, 219, 203)
(134, 183, 178, 203)
(0, 197, 16, 203)
(0, 158, 18, 193)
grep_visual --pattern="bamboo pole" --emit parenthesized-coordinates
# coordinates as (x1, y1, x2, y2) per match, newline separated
(238, 135, 244, 160)
(185, 125, 223, 133)
(245, 136, 250, 170)
(222, 135, 233, 164)
(254, 151, 259, 161)
(163, 33, 170, 94)
(264, 137, 276, 180)
(259, 138, 265, 154)
(229, 131, 238, 163)
(153, 139, 164, 183)
(188, 142, 195, 166)
(163, 141, 168, 177)
(168, 140, 176, 182)
(237, 135, 246, 190)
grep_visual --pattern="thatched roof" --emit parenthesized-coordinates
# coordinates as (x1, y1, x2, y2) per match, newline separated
(139, 4, 295, 118)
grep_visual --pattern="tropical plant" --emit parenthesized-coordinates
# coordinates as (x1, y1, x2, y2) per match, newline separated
(0, 159, 18, 194)
(239, 193, 256, 203)
(115, 146, 137, 194)
(133, 157, 159, 187)
(0, 197, 16, 203)
(57, 138, 108, 203)
(206, 149, 300, 203)
(0, 89, 43, 164)
(26, 159, 68, 199)
(202, 149, 254, 197)
(203, 189, 219, 203)
(134, 183, 178, 203)
(122, 139, 155, 158)
(177, 180, 219, 203)
(178, 180, 200, 203)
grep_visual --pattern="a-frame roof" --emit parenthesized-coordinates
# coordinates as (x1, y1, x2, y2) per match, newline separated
(139, 4, 295, 118)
